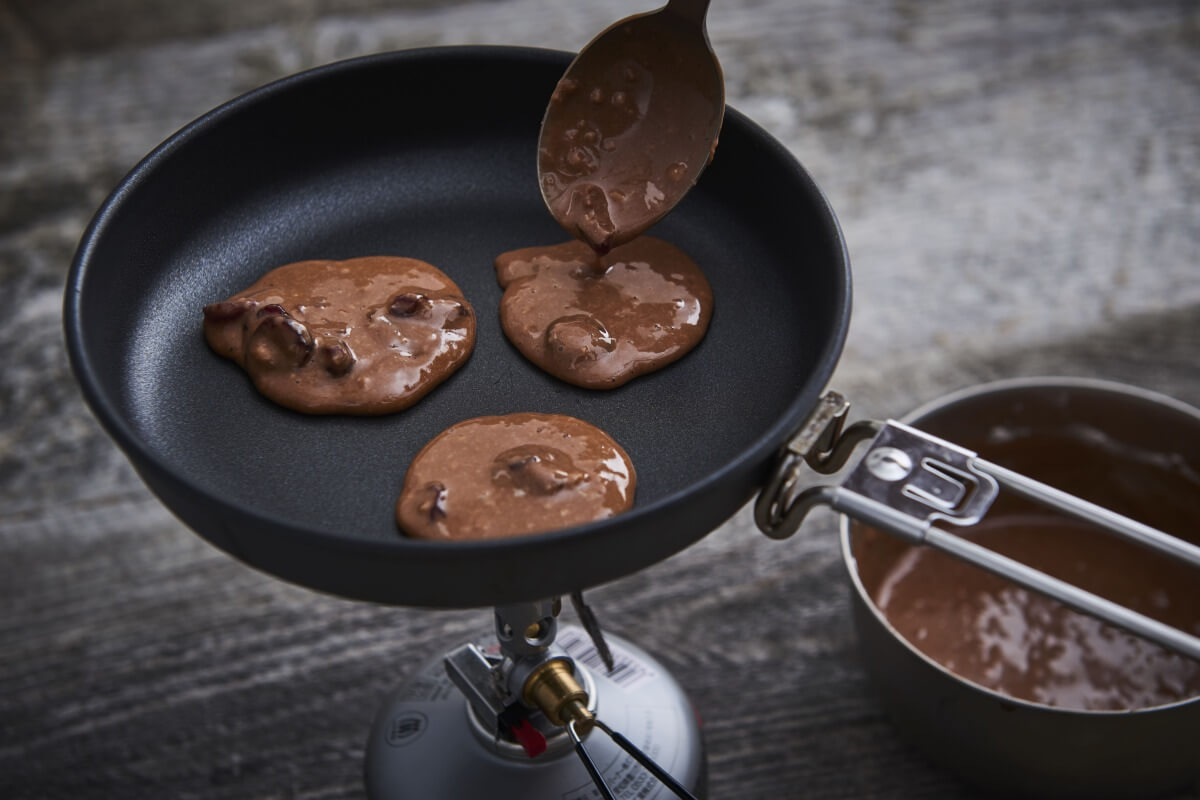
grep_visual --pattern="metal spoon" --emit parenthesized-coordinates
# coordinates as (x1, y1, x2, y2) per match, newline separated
(538, 0, 725, 254)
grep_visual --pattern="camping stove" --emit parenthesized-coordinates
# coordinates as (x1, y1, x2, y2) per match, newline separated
(365, 599, 706, 799)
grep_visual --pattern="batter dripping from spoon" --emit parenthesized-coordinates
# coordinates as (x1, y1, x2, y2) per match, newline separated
(501, 0, 724, 388)
(538, 0, 724, 254)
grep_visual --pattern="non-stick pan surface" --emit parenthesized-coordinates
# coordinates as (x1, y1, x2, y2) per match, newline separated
(65, 47, 849, 608)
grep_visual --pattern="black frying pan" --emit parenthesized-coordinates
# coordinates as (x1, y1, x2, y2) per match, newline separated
(64, 47, 850, 608)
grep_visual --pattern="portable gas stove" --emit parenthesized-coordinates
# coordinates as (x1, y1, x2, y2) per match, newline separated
(365, 599, 704, 798)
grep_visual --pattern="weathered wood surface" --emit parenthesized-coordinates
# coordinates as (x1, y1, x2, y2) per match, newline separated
(2, 1, 1198, 797)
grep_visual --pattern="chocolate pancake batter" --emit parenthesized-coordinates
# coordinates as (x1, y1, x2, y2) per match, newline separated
(396, 413, 636, 540)
(853, 426, 1200, 711)
(495, 236, 713, 389)
(203, 256, 474, 414)
(538, 11, 724, 253)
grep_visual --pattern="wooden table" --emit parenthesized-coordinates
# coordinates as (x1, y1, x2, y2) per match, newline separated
(2, 1, 1198, 797)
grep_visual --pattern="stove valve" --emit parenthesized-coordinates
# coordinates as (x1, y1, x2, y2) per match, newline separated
(522, 656, 594, 734)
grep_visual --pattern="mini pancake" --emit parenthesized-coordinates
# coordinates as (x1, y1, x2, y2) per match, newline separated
(397, 413, 636, 540)
(495, 236, 713, 389)
(202, 256, 474, 414)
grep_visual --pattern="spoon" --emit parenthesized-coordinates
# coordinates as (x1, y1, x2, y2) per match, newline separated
(537, 0, 725, 254)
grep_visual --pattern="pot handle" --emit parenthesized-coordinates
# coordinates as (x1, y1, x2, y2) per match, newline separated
(755, 391, 1200, 661)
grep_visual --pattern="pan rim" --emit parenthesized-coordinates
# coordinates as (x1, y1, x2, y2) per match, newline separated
(63, 45, 850, 585)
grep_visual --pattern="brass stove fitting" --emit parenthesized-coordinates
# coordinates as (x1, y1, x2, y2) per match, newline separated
(522, 658, 594, 734)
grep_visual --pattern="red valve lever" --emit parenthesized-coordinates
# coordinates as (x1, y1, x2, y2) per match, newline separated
(510, 717, 547, 758)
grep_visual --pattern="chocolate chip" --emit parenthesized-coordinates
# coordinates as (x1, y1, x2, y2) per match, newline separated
(550, 77, 579, 105)
(202, 299, 252, 322)
(245, 315, 313, 371)
(257, 303, 288, 318)
(388, 293, 432, 318)
(492, 447, 586, 495)
(565, 145, 599, 174)
(545, 314, 616, 371)
(570, 184, 615, 251)
(506, 454, 539, 471)
(418, 482, 448, 520)
(318, 339, 356, 377)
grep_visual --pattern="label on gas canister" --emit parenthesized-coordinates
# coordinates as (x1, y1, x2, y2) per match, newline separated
(557, 627, 657, 691)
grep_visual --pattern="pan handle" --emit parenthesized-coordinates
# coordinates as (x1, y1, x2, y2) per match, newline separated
(755, 391, 1200, 661)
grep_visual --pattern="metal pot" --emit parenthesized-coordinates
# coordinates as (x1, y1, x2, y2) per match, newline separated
(840, 377, 1200, 798)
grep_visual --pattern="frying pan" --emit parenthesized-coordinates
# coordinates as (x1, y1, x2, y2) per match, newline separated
(64, 46, 850, 608)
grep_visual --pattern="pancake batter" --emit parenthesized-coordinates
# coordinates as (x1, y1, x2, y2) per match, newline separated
(495, 237, 713, 389)
(854, 426, 1200, 710)
(203, 256, 475, 414)
(538, 10, 724, 253)
(396, 413, 636, 540)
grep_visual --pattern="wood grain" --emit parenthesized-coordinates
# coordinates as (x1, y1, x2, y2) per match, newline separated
(2, 1, 1198, 797)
